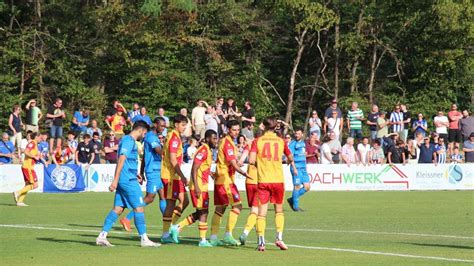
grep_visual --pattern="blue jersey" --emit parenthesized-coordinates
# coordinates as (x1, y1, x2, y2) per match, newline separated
(143, 131, 162, 174)
(117, 135, 139, 184)
(38, 141, 49, 163)
(0, 140, 15, 164)
(289, 140, 307, 166)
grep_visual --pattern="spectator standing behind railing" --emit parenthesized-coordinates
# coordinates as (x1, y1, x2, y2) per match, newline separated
(127, 103, 140, 124)
(103, 132, 119, 164)
(328, 131, 342, 164)
(241, 101, 256, 129)
(400, 104, 411, 142)
(463, 133, 474, 163)
(324, 98, 343, 125)
(8, 105, 24, 159)
(132, 107, 152, 126)
(180, 108, 193, 142)
(448, 103, 463, 155)
(46, 98, 66, 153)
(412, 113, 428, 137)
(308, 110, 322, 138)
(347, 102, 364, 141)
(451, 147, 463, 163)
(91, 132, 103, 164)
(389, 105, 404, 136)
(75, 134, 95, 168)
(320, 135, 333, 164)
(305, 132, 320, 164)
(460, 110, 474, 142)
(156, 107, 169, 137)
(388, 140, 406, 165)
(192, 99, 208, 141)
(370, 140, 385, 164)
(70, 108, 90, 136)
(418, 137, 437, 165)
(435, 137, 447, 164)
(341, 137, 359, 166)
(357, 137, 371, 166)
(366, 105, 379, 142)
(25, 99, 42, 133)
(434, 111, 449, 146)
(204, 105, 220, 137)
(86, 120, 102, 139)
(0, 132, 15, 164)
(106, 107, 126, 139)
(326, 110, 343, 141)
(376, 111, 389, 147)
(405, 139, 418, 164)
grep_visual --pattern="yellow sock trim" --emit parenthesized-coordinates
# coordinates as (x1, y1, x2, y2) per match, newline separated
(256, 216, 266, 237)
(163, 217, 172, 234)
(171, 209, 182, 224)
(275, 212, 284, 233)
(178, 214, 196, 229)
(198, 222, 208, 240)
(210, 211, 223, 235)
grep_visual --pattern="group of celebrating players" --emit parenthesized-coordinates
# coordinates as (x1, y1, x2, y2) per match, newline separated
(95, 115, 297, 251)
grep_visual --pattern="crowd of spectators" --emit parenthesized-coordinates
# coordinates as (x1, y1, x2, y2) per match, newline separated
(1, 96, 473, 167)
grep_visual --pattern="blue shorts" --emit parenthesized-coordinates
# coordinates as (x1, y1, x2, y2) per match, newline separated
(291, 166, 310, 186)
(114, 182, 144, 209)
(146, 171, 163, 194)
(50, 125, 63, 138)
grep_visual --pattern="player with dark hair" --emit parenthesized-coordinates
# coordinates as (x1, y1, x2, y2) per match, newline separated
(96, 121, 159, 247)
(170, 130, 219, 247)
(287, 128, 310, 212)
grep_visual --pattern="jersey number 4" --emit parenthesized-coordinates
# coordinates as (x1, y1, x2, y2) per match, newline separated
(262, 142, 279, 161)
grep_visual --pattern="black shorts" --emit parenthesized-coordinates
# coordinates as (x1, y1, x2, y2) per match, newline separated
(448, 129, 461, 143)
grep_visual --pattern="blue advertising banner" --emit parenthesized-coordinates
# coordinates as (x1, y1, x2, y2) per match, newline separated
(43, 165, 85, 193)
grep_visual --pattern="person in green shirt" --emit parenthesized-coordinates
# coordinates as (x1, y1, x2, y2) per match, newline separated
(347, 102, 364, 140)
(25, 99, 43, 133)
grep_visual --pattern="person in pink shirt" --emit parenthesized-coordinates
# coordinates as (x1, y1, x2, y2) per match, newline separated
(448, 103, 463, 154)
(341, 137, 359, 166)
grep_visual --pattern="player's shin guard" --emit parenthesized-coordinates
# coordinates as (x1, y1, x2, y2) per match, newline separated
(256, 216, 266, 245)
(198, 222, 208, 241)
(162, 217, 172, 235)
(244, 212, 257, 235)
(17, 184, 34, 203)
(275, 212, 284, 240)
(159, 199, 167, 215)
(134, 212, 147, 236)
(226, 209, 240, 235)
(210, 211, 223, 235)
(102, 210, 119, 233)
(171, 208, 182, 224)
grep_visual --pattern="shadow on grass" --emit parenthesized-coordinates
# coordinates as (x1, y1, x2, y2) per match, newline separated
(37, 237, 101, 246)
(403, 242, 474, 250)
(0, 203, 19, 206)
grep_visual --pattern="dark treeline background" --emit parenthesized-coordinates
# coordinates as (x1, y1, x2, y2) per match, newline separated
(1, 0, 472, 131)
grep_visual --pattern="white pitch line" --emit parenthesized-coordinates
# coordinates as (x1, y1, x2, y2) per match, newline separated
(1, 224, 473, 263)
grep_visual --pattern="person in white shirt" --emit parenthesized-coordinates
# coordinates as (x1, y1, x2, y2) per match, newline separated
(186, 138, 198, 160)
(434, 111, 449, 142)
(320, 135, 333, 164)
(326, 111, 343, 140)
(191, 99, 208, 140)
(341, 137, 359, 166)
(204, 105, 220, 134)
(357, 137, 371, 166)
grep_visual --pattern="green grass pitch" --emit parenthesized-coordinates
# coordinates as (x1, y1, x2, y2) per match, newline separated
(0, 191, 473, 265)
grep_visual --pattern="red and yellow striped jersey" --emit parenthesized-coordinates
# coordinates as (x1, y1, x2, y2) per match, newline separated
(189, 144, 212, 192)
(22, 140, 39, 170)
(250, 131, 291, 183)
(216, 135, 237, 185)
(161, 130, 183, 181)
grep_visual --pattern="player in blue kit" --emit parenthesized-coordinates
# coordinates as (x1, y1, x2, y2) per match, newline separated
(287, 128, 310, 212)
(96, 121, 159, 247)
(120, 117, 168, 231)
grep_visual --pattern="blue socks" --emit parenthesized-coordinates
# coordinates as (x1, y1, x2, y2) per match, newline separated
(126, 210, 135, 221)
(102, 210, 119, 232)
(159, 199, 167, 215)
(134, 212, 147, 236)
(292, 187, 307, 209)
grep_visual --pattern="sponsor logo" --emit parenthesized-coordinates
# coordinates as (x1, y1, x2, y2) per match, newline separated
(447, 164, 463, 184)
(51, 166, 77, 190)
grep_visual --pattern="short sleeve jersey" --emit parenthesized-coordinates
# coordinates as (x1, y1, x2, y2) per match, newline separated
(144, 131, 162, 173)
(250, 131, 291, 184)
(216, 135, 238, 185)
(289, 140, 306, 166)
(22, 140, 39, 169)
(190, 144, 212, 192)
(161, 130, 183, 181)
(117, 135, 138, 184)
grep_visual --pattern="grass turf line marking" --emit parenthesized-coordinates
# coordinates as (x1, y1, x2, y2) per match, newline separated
(9, 223, 474, 240)
(1, 224, 473, 263)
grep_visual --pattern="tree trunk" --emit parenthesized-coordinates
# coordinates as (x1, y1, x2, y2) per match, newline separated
(284, 30, 307, 129)
(334, 22, 340, 100)
(368, 43, 377, 104)
(350, 9, 365, 94)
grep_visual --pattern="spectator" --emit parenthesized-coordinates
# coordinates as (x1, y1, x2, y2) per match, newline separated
(406, 139, 417, 164)
(448, 103, 463, 154)
(400, 104, 411, 142)
(320, 135, 333, 164)
(192, 99, 208, 140)
(8, 105, 23, 159)
(132, 107, 152, 125)
(215, 105, 227, 137)
(66, 131, 78, 162)
(305, 132, 320, 164)
(70, 108, 90, 135)
(326, 110, 343, 140)
(75, 134, 95, 166)
(357, 137, 371, 166)
(0, 132, 15, 164)
(127, 103, 140, 124)
(103, 131, 119, 164)
(366, 104, 380, 142)
(241, 122, 254, 141)
(435, 137, 447, 164)
(105, 107, 126, 139)
(241, 101, 256, 128)
(412, 132, 424, 160)
(376, 111, 389, 146)
(418, 137, 437, 164)
(237, 135, 249, 165)
(462, 133, 474, 163)
(47, 98, 66, 153)
(91, 132, 103, 164)
(180, 108, 193, 142)
(204, 105, 220, 137)
(328, 131, 342, 164)
(434, 111, 449, 145)
(156, 107, 169, 137)
(460, 110, 474, 141)
(347, 102, 364, 140)
(105, 100, 121, 121)
(412, 113, 428, 137)
(215, 96, 225, 109)
(324, 98, 343, 123)
(370, 140, 385, 164)
(222, 97, 240, 121)
(186, 138, 198, 161)
(25, 99, 42, 133)
(86, 120, 103, 139)
(38, 132, 51, 165)
(451, 147, 463, 163)
(284, 133, 292, 145)
(341, 137, 358, 166)
(389, 105, 404, 136)
(308, 110, 322, 138)
(388, 140, 406, 165)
